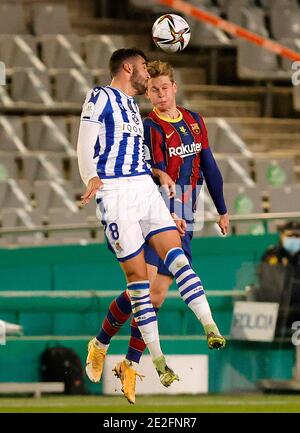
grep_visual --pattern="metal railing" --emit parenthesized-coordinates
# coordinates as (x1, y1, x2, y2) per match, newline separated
(0, 211, 299, 237)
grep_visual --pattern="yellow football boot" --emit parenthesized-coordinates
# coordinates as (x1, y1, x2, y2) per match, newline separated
(85, 338, 107, 382)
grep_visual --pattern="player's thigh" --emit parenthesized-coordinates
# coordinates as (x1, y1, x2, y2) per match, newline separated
(148, 229, 182, 261)
(141, 182, 179, 260)
(150, 273, 173, 308)
(98, 193, 145, 262)
(120, 249, 148, 283)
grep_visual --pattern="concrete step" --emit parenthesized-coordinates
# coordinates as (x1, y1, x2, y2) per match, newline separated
(188, 100, 261, 117)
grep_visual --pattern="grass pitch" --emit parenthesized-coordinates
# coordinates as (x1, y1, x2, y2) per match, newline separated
(0, 393, 300, 413)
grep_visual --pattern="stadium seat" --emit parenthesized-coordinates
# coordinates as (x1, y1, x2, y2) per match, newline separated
(205, 118, 252, 155)
(224, 184, 263, 214)
(11, 69, 53, 105)
(69, 116, 80, 150)
(0, 3, 27, 34)
(267, 184, 300, 212)
(67, 156, 84, 192)
(33, 180, 77, 217)
(0, 116, 26, 153)
(0, 208, 44, 247)
(40, 34, 86, 69)
(32, 3, 71, 35)
(84, 35, 127, 70)
(254, 158, 297, 188)
(128, 0, 174, 16)
(186, 4, 230, 47)
(279, 38, 300, 72)
(242, 7, 269, 38)
(237, 40, 291, 80)
(225, 0, 255, 25)
(21, 155, 65, 184)
(0, 35, 42, 69)
(0, 155, 19, 180)
(270, 7, 300, 39)
(0, 179, 32, 212)
(260, 0, 298, 10)
(25, 116, 74, 154)
(223, 184, 265, 234)
(0, 86, 13, 109)
(54, 69, 93, 103)
(215, 157, 254, 185)
(47, 208, 92, 244)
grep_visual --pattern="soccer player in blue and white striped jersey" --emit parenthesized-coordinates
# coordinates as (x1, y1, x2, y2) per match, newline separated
(78, 49, 179, 398)
(77, 48, 224, 404)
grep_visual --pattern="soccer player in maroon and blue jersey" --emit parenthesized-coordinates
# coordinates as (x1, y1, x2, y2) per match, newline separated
(86, 60, 229, 404)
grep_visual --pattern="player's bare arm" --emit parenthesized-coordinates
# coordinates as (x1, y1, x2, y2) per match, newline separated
(152, 168, 176, 198)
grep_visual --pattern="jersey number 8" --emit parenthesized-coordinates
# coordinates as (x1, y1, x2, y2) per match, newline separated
(109, 223, 119, 240)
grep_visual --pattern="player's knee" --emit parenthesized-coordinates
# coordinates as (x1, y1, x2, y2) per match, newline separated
(151, 292, 165, 308)
(155, 298, 165, 309)
(150, 285, 169, 308)
(126, 269, 148, 282)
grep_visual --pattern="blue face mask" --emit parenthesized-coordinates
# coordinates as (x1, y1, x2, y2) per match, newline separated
(283, 237, 300, 255)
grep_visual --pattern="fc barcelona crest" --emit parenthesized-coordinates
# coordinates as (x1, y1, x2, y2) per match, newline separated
(191, 123, 200, 134)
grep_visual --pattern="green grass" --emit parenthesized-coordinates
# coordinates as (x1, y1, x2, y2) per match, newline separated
(0, 394, 300, 413)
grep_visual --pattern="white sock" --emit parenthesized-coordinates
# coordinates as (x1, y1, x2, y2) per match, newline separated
(147, 340, 163, 361)
(127, 281, 163, 361)
(164, 248, 219, 334)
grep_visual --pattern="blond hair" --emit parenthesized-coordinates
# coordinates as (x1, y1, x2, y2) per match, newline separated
(147, 60, 175, 82)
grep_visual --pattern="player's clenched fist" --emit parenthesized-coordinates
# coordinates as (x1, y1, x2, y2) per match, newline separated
(81, 176, 103, 205)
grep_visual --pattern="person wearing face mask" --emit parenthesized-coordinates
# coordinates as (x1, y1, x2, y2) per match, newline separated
(260, 220, 300, 336)
(262, 221, 300, 267)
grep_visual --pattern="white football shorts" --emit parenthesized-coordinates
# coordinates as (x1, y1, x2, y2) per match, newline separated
(96, 174, 177, 261)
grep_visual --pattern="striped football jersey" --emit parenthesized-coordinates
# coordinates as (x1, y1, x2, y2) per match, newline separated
(80, 86, 151, 179)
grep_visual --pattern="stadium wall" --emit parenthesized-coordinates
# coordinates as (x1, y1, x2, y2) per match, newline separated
(1, 233, 294, 394)
(0, 233, 278, 292)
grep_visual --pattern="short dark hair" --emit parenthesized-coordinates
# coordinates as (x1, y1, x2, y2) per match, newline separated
(109, 47, 148, 77)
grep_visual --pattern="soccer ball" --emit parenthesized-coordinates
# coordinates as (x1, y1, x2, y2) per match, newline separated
(152, 14, 191, 53)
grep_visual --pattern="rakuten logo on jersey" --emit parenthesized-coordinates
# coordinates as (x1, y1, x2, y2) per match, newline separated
(168, 142, 202, 158)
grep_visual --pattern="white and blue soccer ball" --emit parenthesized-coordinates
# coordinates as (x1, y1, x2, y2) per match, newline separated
(152, 14, 191, 53)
